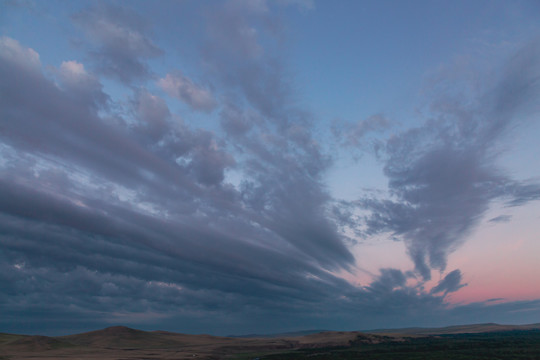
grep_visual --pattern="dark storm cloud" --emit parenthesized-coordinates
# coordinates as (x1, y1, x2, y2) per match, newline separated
(0, 30, 358, 335)
(72, 3, 163, 83)
(0, 174, 355, 323)
(359, 39, 540, 280)
(0, 0, 377, 334)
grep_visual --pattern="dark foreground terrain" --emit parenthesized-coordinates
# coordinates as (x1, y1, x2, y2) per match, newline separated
(255, 330, 540, 360)
(1, 323, 539, 359)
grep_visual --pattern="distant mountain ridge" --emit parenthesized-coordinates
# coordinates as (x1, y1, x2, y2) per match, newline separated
(2, 323, 540, 359)
(229, 329, 328, 338)
(364, 322, 540, 335)
(59, 325, 235, 349)
(229, 322, 540, 338)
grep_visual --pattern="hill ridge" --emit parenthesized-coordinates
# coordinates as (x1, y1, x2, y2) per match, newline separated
(2, 323, 540, 359)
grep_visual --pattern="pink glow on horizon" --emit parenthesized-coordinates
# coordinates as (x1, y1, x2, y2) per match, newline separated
(342, 201, 540, 305)
(445, 202, 540, 304)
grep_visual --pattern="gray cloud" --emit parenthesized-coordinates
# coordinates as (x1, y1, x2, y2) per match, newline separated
(158, 72, 217, 112)
(367, 268, 408, 293)
(360, 40, 540, 280)
(131, 90, 171, 143)
(333, 114, 391, 148)
(0, 32, 356, 335)
(502, 180, 540, 207)
(55, 60, 109, 110)
(220, 102, 259, 137)
(0, 0, 363, 334)
(72, 3, 163, 83)
(489, 215, 512, 223)
(203, 0, 295, 122)
(430, 270, 467, 295)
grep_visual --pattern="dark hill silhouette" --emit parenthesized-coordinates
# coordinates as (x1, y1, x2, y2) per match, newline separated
(2, 323, 540, 359)
(60, 325, 232, 349)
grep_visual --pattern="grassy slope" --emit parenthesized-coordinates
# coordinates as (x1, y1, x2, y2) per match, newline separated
(1, 324, 540, 359)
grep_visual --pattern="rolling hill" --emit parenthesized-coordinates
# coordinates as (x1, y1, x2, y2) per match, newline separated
(1, 323, 539, 359)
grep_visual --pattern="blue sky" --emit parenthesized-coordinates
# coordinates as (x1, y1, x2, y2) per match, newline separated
(1, 0, 540, 336)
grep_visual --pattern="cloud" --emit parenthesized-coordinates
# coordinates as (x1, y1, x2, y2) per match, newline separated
(430, 269, 467, 295)
(131, 90, 171, 143)
(489, 215, 512, 223)
(503, 180, 540, 207)
(359, 40, 540, 280)
(55, 60, 109, 109)
(0, 35, 355, 335)
(203, 0, 297, 121)
(1, 3, 353, 336)
(276, 0, 315, 10)
(0, 36, 40, 71)
(158, 72, 217, 111)
(367, 268, 408, 293)
(204, 0, 269, 60)
(219, 102, 259, 136)
(360, 143, 504, 279)
(2, 2, 540, 337)
(333, 114, 391, 147)
(72, 4, 163, 83)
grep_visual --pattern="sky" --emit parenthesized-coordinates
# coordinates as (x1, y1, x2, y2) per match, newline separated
(1, 0, 540, 336)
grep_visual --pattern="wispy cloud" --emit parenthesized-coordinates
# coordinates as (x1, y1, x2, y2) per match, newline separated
(489, 215, 512, 223)
(72, 3, 163, 83)
(358, 39, 540, 280)
(430, 270, 467, 296)
(158, 72, 217, 112)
